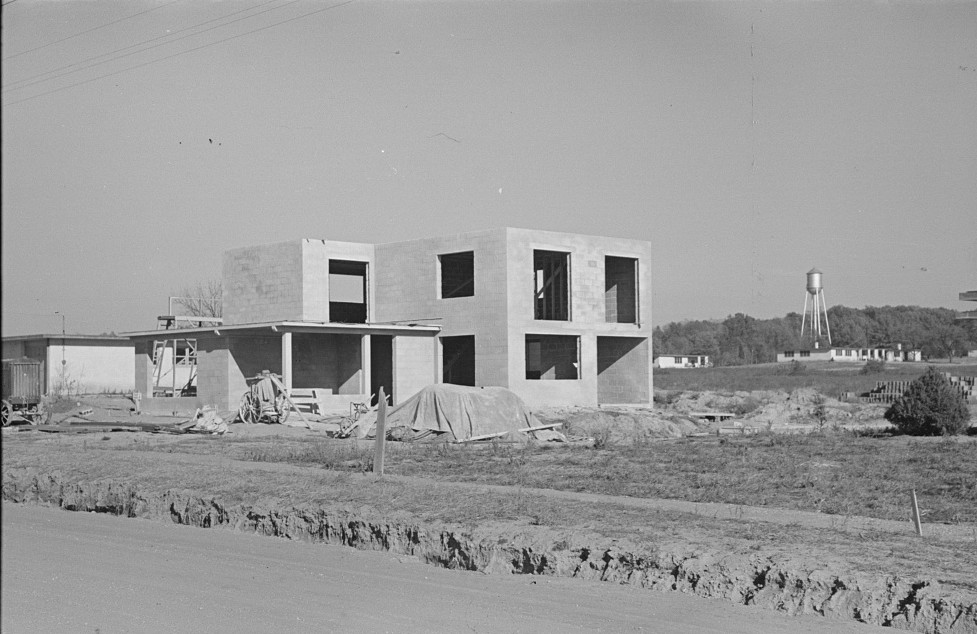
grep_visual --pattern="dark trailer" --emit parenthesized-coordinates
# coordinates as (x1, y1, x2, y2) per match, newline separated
(2, 358, 43, 426)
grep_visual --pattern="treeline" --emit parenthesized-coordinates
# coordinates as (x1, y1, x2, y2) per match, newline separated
(653, 306, 977, 366)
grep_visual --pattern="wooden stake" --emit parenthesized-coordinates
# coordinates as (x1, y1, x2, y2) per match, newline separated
(266, 373, 312, 429)
(373, 387, 387, 479)
(911, 489, 923, 537)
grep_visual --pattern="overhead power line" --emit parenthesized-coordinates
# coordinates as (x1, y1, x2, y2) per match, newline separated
(2, 0, 185, 61)
(3, 0, 288, 93)
(2, 0, 357, 108)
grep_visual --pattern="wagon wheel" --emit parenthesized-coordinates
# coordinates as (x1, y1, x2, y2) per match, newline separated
(238, 392, 260, 425)
(274, 392, 291, 424)
(1, 400, 11, 427)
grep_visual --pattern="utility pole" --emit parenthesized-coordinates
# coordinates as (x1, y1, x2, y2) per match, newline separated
(55, 311, 66, 393)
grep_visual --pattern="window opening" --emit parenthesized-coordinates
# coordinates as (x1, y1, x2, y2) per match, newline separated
(329, 260, 367, 323)
(439, 251, 474, 298)
(604, 256, 638, 323)
(525, 335, 579, 380)
(442, 335, 476, 386)
(533, 250, 570, 321)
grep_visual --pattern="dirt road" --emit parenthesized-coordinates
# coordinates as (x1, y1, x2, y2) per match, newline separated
(1, 504, 886, 633)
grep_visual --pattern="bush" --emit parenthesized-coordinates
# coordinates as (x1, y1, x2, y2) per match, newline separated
(653, 390, 682, 406)
(884, 367, 971, 436)
(781, 360, 806, 376)
(860, 359, 886, 375)
(732, 397, 760, 416)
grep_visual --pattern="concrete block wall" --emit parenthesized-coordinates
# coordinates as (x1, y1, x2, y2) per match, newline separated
(504, 228, 653, 406)
(300, 239, 375, 322)
(223, 241, 305, 325)
(194, 336, 221, 408)
(134, 339, 154, 397)
(291, 333, 362, 394)
(222, 335, 282, 410)
(597, 336, 649, 404)
(533, 335, 579, 380)
(376, 229, 510, 388)
(392, 335, 437, 403)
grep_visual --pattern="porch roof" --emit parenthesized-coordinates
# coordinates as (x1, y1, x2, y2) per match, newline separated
(124, 320, 441, 340)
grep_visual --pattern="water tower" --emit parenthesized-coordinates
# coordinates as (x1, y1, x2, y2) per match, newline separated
(801, 268, 831, 347)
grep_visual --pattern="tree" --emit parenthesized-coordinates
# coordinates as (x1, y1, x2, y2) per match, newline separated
(925, 324, 968, 363)
(884, 367, 971, 436)
(173, 279, 223, 319)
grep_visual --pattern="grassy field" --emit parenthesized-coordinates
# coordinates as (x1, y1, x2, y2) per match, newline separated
(76, 359, 975, 526)
(119, 429, 976, 525)
(653, 360, 977, 396)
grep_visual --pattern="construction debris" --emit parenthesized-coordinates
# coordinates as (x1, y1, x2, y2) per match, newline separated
(186, 407, 227, 435)
(353, 384, 567, 443)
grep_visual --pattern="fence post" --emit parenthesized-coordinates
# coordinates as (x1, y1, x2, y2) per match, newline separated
(910, 489, 923, 537)
(373, 387, 387, 479)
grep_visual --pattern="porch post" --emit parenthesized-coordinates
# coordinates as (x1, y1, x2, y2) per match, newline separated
(361, 334, 371, 397)
(281, 331, 293, 392)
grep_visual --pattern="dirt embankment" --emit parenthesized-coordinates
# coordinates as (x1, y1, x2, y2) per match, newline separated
(535, 388, 893, 445)
(3, 468, 975, 634)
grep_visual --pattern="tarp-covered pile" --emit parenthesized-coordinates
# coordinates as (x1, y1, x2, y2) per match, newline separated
(356, 384, 564, 442)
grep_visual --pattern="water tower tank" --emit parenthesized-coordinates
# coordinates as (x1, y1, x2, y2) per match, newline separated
(806, 268, 823, 294)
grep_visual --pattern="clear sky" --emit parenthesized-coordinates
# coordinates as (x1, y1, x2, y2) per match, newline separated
(3, 0, 975, 336)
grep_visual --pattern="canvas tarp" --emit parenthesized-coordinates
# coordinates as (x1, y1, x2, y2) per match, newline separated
(359, 384, 563, 442)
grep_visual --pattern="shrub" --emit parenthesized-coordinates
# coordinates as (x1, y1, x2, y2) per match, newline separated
(653, 390, 682, 406)
(732, 397, 760, 416)
(860, 359, 886, 375)
(811, 393, 828, 428)
(780, 360, 806, 376)
(884, 367, 971, 436)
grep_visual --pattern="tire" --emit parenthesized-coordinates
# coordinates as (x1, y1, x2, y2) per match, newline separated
(238, 392, 259, 425)
(1, 400, 11, 427)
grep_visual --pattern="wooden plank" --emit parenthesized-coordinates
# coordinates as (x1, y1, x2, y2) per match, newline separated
(373, 387, 387, 478)
(266, 373, 312, 429)
(456, 422, 563, 443)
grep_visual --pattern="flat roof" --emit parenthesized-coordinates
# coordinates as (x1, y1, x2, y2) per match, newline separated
(124, 320, 442, 339)
(2, 334, 131, 342)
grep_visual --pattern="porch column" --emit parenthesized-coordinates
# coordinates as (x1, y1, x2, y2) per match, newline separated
(281, 332, 293, 392)
(134, 340, 154, 398)
(361, 334, 371, 396)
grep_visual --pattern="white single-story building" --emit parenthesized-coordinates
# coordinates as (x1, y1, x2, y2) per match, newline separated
(2, 334, 134, 394)
(654, 354, 710, 369)
(777, 346, 922, 364)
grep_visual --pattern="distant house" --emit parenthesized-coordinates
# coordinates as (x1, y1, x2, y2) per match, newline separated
(1, 334, 134, 394)
(654, 354, 710, 369)
(777, 346, 921, 364)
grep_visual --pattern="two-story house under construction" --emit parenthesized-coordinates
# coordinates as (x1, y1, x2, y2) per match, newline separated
(128, 228, 653, 412)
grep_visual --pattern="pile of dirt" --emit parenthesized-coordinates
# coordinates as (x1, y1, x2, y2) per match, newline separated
(536, 388, 893, 443)
(535, 406, 708, 443)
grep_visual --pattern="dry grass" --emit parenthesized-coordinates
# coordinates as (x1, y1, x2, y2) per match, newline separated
(105, 429, 977, 525)
(653, 361, 977, 396)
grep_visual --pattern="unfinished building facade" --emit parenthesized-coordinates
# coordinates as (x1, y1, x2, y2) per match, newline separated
(128, 228, 652, 411)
